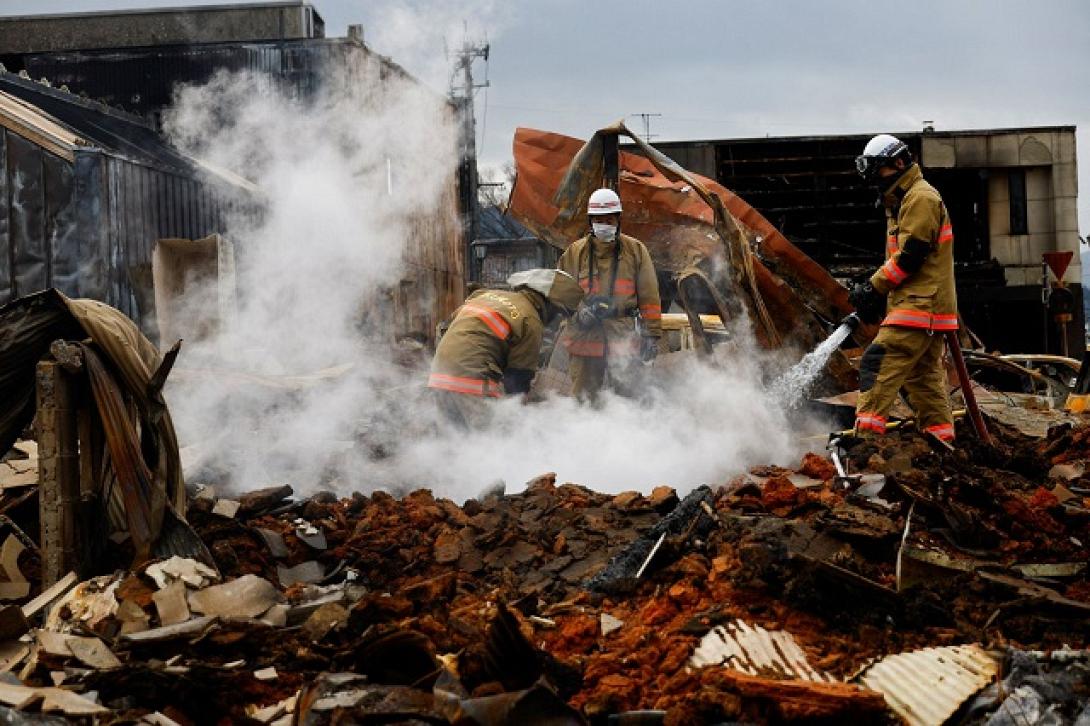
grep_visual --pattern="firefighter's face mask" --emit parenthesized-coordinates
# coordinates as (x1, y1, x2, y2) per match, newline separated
(591, 222, 617, 242)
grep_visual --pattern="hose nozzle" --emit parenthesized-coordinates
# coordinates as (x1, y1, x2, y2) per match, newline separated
(838, 312, 862, 332)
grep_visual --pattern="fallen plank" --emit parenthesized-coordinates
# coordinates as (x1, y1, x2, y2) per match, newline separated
(22, 572, 77, 620)
(711, 670, 889, 722)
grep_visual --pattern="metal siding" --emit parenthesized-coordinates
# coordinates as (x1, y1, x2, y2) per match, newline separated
(7, 133, 47, 297)
(72, 151, 108, 300)
(43, 152, 78, 296)
(0, 130, 9, 301)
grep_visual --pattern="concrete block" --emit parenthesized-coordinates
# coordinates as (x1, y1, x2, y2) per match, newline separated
(1025, 233, 1056, 262)
(988, 172, 1009, 203)
(1027, 200, 1054, 234)
(1052, 162, 1078, 199)
(1025, 167, 1053, 201)
(1056, 130, 1077, 164)
(989, 235, 1017, 265)
(987, 134, 1020, 166)
(989, 203, 1010, 237)
(1003, 266, 1030, 286)
(1019, 134, 1054, 165)
(1053, 196, 1080, 231)
(922, 137, 956, 168)
(955, 136, 988, 166)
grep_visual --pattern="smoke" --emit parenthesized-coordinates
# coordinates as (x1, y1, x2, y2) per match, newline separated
(159, 16, 821, 503)
(390, 335, 808, 498)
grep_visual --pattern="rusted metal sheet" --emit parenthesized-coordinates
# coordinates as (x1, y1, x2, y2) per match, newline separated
(857, 644, 998, 726)
(690, 620, 836, 683)
(509, 126, 853, 321)
(509, 126, 864, 382)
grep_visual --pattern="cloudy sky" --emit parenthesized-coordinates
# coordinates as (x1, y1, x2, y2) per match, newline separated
(4, 0, 1089, 234)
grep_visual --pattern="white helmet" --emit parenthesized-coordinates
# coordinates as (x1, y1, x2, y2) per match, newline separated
(587, 188, 622, 216)
(507, 269, 585, 312)
(855, 134, 911, 181)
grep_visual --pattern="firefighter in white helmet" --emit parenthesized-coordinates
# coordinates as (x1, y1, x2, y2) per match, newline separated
(849, 134, 958, 443)
(557, 188, 663, 401)
(429, 269, 584, 427)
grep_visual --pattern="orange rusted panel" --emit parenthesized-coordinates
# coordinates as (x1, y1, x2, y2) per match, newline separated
(509, 127, 857, 333)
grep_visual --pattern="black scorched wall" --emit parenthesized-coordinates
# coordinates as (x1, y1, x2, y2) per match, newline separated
(0, 135, 232, 331)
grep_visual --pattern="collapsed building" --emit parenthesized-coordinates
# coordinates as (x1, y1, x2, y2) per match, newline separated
(0, 3, 1085, 725)
(0, 1, 466, 344)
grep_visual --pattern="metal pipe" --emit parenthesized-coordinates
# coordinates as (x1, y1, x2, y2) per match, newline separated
(944, 331, 994, 445)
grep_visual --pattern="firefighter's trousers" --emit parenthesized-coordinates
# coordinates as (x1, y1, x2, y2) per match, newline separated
(854, 326, 954, 441)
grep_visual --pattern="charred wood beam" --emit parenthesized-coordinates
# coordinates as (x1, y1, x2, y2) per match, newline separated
(36, 356, 81, 586)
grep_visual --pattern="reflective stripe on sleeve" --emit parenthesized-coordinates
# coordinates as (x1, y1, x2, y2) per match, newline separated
(639, 304, 662, 320)
(937, 223, 954, 244)
(881, 258, 909, 286)
(428, 373, 503, 397)
(886, 235, 898, 256)
(459, 303, 511, 340)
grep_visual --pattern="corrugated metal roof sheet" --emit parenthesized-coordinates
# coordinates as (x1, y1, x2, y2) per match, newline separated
(857, 644, 998, 726)
(689, 620, 836, 682)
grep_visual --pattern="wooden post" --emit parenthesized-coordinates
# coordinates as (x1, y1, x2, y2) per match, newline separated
(36, 357, 81, 587)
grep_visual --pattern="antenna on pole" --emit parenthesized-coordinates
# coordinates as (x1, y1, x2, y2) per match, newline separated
(630, 113, 662, 142)
(448, 25, 491, 280)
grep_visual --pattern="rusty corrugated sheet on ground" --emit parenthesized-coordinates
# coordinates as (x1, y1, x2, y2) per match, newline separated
(857, 644, 998, 726)
(689, 620, 836, 683)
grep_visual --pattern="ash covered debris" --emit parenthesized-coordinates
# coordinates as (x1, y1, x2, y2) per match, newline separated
(0, 400, 1086, 722)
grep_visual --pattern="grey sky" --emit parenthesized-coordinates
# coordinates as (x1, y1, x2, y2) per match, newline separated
(2, 0, 1088, 235)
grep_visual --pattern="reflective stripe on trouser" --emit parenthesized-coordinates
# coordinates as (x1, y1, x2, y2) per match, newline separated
(854, 326, 953, 439)
(427, 373, 503, 397)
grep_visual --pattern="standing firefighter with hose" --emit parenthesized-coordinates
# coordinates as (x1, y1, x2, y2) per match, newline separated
(557, 188, 663, 401)
(848, 134, 958, 443)
(429, 269, 585, 428)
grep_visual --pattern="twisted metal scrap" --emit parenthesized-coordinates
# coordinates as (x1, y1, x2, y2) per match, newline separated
(552, 120, 780, 346)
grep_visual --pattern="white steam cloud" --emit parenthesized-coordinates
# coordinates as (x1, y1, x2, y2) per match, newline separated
(159, 15, 821, 503)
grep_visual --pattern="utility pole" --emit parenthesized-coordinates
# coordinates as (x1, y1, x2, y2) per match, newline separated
(631, 113, 662, 143)
(449, 31, 489, 282)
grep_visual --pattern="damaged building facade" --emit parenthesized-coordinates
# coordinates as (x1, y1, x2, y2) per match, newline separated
(651, 127, 1082, 356)
(0, 71, 247, 331)
(0, 1, 465, 343)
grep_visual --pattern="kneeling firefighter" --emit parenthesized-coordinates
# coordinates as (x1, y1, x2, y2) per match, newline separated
(848, 134, 957, 443)
(557, 187, 663, 401)
(428, 268, 585, 427)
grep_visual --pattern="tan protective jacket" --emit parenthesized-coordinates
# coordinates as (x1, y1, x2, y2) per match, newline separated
(869, 164, 958, 331)
(429, 289, 544, 397)
(557, 233, 662, 357)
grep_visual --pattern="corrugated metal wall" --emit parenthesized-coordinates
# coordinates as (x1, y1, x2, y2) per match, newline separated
(22, 40, 358, 123)
(0, 134, 234, 332)
(7, 39, 465, 344)
(98, 154, 233, 325)
(398, 179, 465, 342)
(0, 126, 78, 301)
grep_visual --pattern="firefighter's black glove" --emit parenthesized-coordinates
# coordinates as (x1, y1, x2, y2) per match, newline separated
(848, 282, 886, 325)
(640, 336, 659, 363)
(574, 295, 612, 330)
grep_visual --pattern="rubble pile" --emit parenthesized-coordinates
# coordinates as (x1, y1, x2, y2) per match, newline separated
(0, 415, 1088, 723)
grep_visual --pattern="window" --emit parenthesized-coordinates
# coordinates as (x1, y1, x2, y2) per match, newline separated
(1009, 169, 1028, 235)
